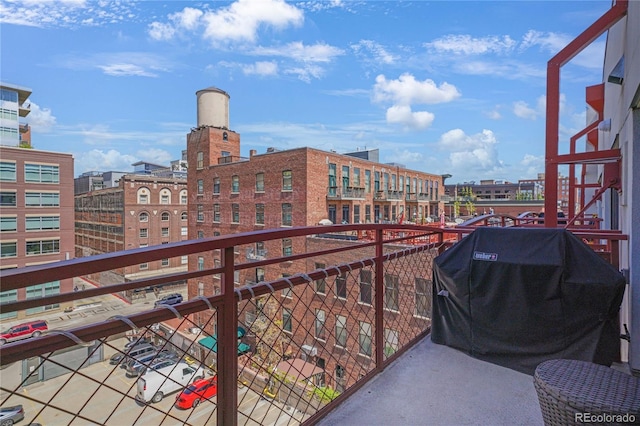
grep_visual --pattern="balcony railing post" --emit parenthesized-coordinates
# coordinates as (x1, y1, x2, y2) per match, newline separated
(374, 228, 385, 370)
(218, 246, 238, 426)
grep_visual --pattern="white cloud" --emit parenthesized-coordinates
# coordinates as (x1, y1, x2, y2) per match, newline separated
(98, 63, 158, 77)
(147, 21, 176, 41)
(351, 40, 397, 65)
(438, 129, 504, 172)
(425, 34, 517, 55)
(520, 30, 604, 69)
(389, 149, 424, 164)
(25, 101, 56, 132)
(0, 0, 134, 28)
(242, 61, 278, 76)
(513, 100, 538, 120)
(386, 105, 434, 130)
(75, 149, 137, 173)
(373, 73, 461, 106)
(485, 109, 502, 120)
(251, 42, 344, 63)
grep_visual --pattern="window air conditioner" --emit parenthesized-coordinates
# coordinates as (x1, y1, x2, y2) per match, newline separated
(301, 345, 318, 357)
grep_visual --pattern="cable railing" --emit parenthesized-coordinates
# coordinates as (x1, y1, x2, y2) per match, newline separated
(0, 224, 443, 425)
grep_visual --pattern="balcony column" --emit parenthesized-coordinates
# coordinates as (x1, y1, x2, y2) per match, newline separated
(374, 228, 385, 369)
(218, 246, 238, 426)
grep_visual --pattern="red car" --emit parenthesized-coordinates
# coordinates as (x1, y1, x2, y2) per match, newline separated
(0, 320, 48, 345)
(174, 376, 218, 409)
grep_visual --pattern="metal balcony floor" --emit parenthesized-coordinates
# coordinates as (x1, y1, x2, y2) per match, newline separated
(318, 335, 544, 426)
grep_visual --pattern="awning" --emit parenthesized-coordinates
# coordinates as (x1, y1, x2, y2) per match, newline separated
(275, 358, 324, 382)
(198, 328, 250, 356)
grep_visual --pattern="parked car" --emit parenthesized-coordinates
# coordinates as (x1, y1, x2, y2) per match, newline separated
(174, 376, 218, 409)
(124, 336, 151, 350)
(125, 352, 164, 378)
(0, 404, 24, 425)
(118, 343, 157, 369)
(0, 320, 48, 345)
(139, 358, 178, 377)
(136, 361, 206, 404)
(154, 293, 183, 308)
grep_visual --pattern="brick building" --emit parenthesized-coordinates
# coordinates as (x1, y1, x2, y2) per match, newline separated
(186, 86, 442, 389)
(0, 145, 75, 319)
(74, 173, 188, 301)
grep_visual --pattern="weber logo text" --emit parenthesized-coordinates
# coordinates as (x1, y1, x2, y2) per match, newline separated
(473, 251, 498, 261)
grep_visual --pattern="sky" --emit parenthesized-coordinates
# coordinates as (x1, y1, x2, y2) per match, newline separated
(0, 0, 612, 184)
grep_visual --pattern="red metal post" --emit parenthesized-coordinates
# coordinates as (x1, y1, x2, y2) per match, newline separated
(218, 246, 238, 426)
(374, 228, 385, 370)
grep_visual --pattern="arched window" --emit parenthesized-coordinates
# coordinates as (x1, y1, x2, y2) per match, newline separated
(159, 188, 172, 204)
(139, 212, 149, 222)
(223, 132, 228, 141)
(179, 189, 188, 205)
(161, 212, 170, 221)
(137, 187, 150, 204)
(181, 211, 188, 220)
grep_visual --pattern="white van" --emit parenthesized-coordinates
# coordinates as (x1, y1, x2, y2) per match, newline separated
(136, 361, 206, 404)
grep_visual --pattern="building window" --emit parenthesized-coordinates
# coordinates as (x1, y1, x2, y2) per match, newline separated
(231, 175, 239, 193)
(25, 192, 59, 207)
(359, 270, 372, 305)
(335, 315, 347, 347)
(223, 131, 228, 141)
(335, 365, 346, 393)
(213, 204, 220, 222)
(342, 205, 350, 224)
(282, 274, 293, 298)
(415, 277, 431, 318)
(213, 178, 220, 194)
(232, 204, 240, 223)
(25, 216, 59, 231)
(0, 162, 16, 182)
(0, 217, 17, 232)
(180, 190, 188, 204)
(315, 309, 326, 340)
(256, 267, 265, 282)
(197, 151, 203, 169)
(384, 274, 399, 311)
(282, 308, 292, 333)
(384, 328, 399, 356)
(25, 163, 59, 183)
(365, 170, 371, 193)
(354, 205, 360, 224)
(0, 290, 18, 319)
(26, 239, 60, 255)
(161, 227, 169, 237)
(282, 238, 292, 256)
(282, 203, 292, 226)
(181, 227, 188, 236)
(256, 173, 264, 192)
(282, 170, 292, 191)
(181, 255, 188, 265)
(197, 256, 204, 271)
(181, 211, 187, 220)
(197, 230, 204, 239)
(315, 262, 326, 294)
(365, 205, 371, 223)
(197, 179, 204, 194)
(161, 258, 170, 267)
(0, 241, 17, 258)
(1, 191, 17, 207)
(359, 321, 372, 356)
(139, 212, 149, 222)
(342, 165, 350, 189)
(336, 272, 347, 299)
(25, 281, 60, 314)
(160, 189, 171, 204)
(353, 168, 361, 187)
(256, 204, 265, 225)
(197, 205, 204, 222)
(328, 163, 337, 196)
(161, 212, 170, 221)
(137, 188, 150, 204)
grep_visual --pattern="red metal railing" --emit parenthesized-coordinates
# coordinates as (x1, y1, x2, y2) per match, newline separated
(0, 224, 443, 425)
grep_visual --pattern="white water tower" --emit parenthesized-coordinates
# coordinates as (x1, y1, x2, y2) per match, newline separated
(196, 86, 230, 129)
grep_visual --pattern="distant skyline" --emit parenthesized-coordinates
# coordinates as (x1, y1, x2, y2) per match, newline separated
(0, 0, 610, 184)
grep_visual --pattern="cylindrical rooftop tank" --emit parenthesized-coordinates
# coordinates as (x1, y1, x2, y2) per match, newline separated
(196, 86, 230, 128)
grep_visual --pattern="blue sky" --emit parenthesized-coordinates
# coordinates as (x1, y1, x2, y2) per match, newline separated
(1, 0, 610, 184)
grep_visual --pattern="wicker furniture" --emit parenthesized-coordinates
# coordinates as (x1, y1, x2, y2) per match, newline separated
(534, 359, 640, 425)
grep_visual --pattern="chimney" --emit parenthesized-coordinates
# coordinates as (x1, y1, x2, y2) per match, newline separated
(250, 149, 257, 157)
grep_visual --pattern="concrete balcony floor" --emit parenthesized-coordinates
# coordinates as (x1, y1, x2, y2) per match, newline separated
(319, 335, 544, 426)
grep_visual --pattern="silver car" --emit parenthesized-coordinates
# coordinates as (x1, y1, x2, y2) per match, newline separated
(0, 405, 24, 426)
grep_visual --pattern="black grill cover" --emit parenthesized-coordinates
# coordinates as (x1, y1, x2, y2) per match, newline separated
(431, 227, 625, 375)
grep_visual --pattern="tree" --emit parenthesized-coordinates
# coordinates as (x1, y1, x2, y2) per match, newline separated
(249, 296, 291, 372)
